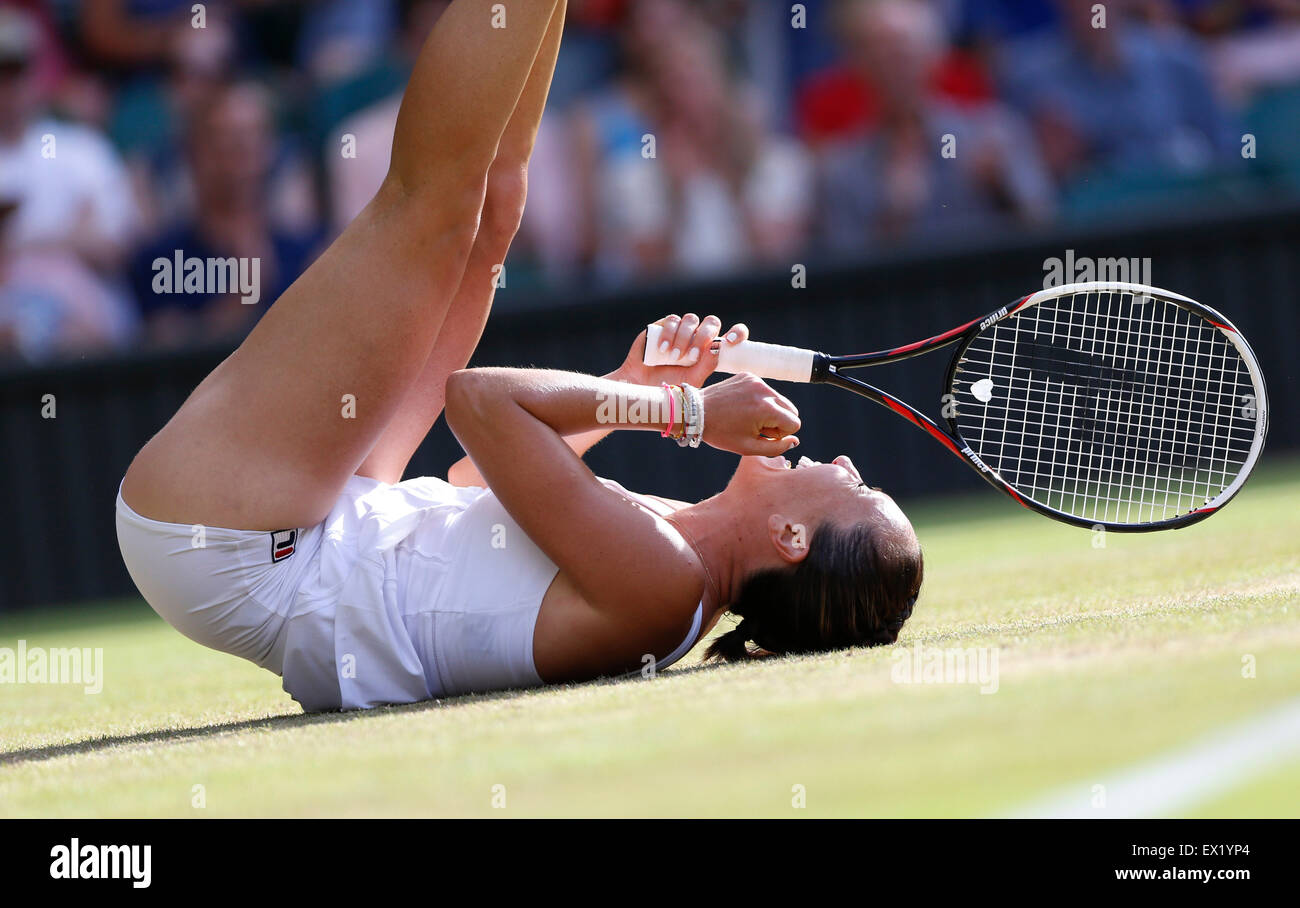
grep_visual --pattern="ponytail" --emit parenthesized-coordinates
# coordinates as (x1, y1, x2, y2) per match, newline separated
(704, 521, 922, 662)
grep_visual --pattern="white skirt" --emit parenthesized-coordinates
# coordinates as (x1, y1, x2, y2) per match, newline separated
(115, 475, 552, 711)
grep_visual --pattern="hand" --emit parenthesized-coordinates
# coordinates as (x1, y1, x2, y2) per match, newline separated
(698, 372, 801, 456)
(611, 314, 749, 387)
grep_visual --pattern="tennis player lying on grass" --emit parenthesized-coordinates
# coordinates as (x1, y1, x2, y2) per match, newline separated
(116, 0, 922, 711)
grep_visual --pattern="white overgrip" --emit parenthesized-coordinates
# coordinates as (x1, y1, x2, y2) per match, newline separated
(643, 324, 815, 383)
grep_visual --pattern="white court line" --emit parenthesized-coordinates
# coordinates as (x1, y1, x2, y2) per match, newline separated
(1010, 695, 1300, 818)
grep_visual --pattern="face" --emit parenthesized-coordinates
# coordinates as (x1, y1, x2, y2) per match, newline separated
(842, 0, 942, 109)
(189, 88, 272, 203)
(729, 453, 913, 540)
(649, 27, 727, 120)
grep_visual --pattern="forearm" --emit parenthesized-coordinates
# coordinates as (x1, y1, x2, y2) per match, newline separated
(446, 368, 676, 484)
(447, 368, 634, 486)
(448, 424, 610, 487)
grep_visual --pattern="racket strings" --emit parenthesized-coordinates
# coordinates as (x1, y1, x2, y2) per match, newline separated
(951, 289, 1257, 525)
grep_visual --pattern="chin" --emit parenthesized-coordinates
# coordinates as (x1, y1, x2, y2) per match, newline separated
(730, 453, 792, 482)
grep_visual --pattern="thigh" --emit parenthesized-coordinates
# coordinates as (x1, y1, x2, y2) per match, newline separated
(122, 186, 481, 530)
(122, 0, 566, 530)
(352, 238, 496, 483)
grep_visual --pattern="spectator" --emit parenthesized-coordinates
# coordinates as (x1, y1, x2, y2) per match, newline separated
(0, 203, 136, 362)
(129, 82, 323, 348)
(327, 0, 448, 234)
(995, 0, 1240, 183)
(816, 0, 1053, 253)
(798, 0, 1000, 146)
(544, 0, 628, 111)
(1186, 0, 1300, 106)
(81, 0, 203, 71)
(572, 0, 813, 283)
(295, 0, 398, 85)
(954, 0, 1060, 45)
(113, 11, 238, 235)
(0, 7, 138, 361)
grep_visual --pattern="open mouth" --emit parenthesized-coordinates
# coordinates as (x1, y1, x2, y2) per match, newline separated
(758, 455, 791, 471)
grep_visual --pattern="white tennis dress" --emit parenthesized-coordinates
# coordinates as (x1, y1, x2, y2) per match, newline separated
(116, 475, 703, 711)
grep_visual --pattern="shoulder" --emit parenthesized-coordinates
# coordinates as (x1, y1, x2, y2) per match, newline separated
(534, 561, 706, 683)
(594, 477, 690, 516)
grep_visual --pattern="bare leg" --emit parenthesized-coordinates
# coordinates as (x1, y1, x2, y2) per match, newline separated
(357, 1, 567, 483)
(122, 0, 564, 530)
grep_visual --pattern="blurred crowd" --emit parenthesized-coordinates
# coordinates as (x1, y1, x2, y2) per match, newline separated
(2, 0, 1299, 362)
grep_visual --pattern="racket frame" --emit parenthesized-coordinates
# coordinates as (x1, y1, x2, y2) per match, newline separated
(809, 282, 1269, 532)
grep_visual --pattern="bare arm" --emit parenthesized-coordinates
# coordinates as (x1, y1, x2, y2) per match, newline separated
(443, 365, 799, 626)
(447, 369, 624, 487)
(447, 313, 752, 487)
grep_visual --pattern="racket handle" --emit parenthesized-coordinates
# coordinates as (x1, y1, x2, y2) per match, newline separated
(643, 324, 816, 383)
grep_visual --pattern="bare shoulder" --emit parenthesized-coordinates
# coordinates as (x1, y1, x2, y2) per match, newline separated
(595, 477, 692, 516)
(533, 569, 703, 684)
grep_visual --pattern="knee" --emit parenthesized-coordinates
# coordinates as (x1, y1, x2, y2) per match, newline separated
(478, 162, 528, 251)
(375, 174, 485, 263)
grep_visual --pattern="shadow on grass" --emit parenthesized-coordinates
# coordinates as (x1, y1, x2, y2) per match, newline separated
(0, 658, 732, 768)
(2, 603, 1178, 769)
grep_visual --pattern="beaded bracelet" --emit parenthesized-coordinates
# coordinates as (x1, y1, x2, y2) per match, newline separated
(678, 382, 704, 448)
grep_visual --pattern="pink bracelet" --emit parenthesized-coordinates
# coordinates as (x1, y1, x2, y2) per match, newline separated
(660, 382, 677, 438)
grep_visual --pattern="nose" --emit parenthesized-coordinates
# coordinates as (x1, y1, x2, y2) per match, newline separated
(834, 455, 861, 481)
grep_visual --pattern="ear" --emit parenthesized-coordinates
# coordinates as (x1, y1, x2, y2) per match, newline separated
(767, 514, 811, 564)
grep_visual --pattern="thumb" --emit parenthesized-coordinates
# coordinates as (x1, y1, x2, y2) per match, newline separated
(751, 434, 800, 456)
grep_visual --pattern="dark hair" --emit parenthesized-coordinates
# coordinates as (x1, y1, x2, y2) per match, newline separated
(705, 521, 923, 661)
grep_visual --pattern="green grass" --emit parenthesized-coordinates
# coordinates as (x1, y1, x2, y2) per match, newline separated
(2, 458, 1299, 818)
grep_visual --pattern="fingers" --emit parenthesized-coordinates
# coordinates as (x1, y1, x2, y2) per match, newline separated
(653, 313, 725, 366)
(768, 388, 798, 419)
(697, 371, 802, 455)
(652, 315, 680, 355)
(752, 380, 801, 453)
(748, 434, 800, 456)
(742, 372, 800, 433)
(689, 315, 722, 365)
(667, 313, 700, 363)
(721, 322, 749, 347)
(761, 399, 801, 439)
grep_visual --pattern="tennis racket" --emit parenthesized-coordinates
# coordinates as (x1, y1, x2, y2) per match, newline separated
(643, 281, 1268, 532)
